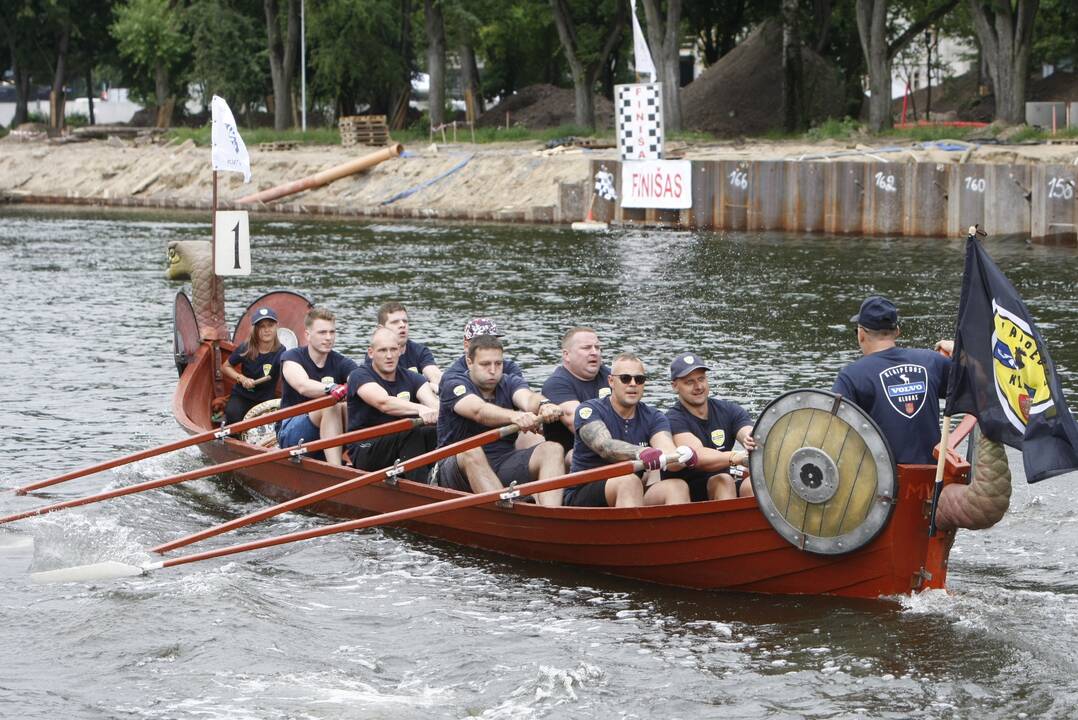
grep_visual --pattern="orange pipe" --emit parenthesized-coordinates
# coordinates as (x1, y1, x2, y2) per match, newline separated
(236, 143, 404, 205)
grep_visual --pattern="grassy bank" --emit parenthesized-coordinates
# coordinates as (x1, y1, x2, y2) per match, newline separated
(163, 119, 1078, 149)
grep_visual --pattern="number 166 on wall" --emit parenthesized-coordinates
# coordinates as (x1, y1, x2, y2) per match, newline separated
(214, 210, 251, 276)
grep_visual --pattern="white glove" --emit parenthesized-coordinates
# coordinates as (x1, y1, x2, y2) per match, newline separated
(675, 445, 698, 468)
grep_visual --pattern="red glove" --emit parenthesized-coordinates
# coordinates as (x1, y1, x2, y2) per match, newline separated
(327, 383, 348, 400)
(636, 447, 666, 471)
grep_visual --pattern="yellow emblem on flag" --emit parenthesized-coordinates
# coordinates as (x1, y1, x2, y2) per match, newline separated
(397, 391, 410, 399)
(262, 363, 272, 377)
(992, 301, 1052, 430)
(598, 387, 611, 398)
(453, 384, 466, 397)
(579, 407, 593, 419)
(710, 429, 725, 447)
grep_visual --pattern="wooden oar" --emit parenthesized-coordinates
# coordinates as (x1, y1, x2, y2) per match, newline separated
(150, 423, 519, 554)
(31, 457, 658, 584)
(0, 418, 420, 526)
(14, 393, 343, 496)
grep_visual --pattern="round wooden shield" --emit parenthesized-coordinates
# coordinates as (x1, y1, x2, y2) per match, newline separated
(749, 389, 897, 555)
(173, 290, 200, 377)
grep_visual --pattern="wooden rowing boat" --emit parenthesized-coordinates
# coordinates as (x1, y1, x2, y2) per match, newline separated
(172, 288, 963, 601)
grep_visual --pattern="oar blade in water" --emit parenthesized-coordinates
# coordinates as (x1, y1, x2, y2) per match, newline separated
(31, 560, 156, 584)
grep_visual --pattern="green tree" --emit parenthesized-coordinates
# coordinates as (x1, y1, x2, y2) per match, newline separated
(967, 0, 1038, 125)
(549, 0, 626, 129)
(639, 0, 684, 132)
(111, 0, 189, 127)
(263, 0, 299, 130)
(307, 0, 408, 120)
(186, 0, 267, 117)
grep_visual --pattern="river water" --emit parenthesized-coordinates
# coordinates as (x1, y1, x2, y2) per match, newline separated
(2, 208, 1077, 719)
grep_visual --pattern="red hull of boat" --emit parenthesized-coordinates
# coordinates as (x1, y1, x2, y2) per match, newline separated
(174, 342, 956, 600)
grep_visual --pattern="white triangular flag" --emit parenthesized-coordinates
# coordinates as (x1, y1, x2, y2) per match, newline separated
(629, 0, 655, 80)
(211, 95, 251, 183)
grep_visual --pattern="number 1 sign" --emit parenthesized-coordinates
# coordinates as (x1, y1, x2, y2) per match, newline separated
(214, 210, 251, 276)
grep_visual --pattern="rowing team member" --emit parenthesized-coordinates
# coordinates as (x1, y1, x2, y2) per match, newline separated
(220, 307, 285, 425)
(271, 306, 758, 507)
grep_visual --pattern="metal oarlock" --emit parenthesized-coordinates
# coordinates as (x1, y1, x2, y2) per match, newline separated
(497, 482, 520, 508)
(384, 458, 405, 486)
(289, 445, 308, 464)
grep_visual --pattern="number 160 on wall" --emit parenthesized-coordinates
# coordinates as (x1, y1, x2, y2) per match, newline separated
(214, 210, 251, 276)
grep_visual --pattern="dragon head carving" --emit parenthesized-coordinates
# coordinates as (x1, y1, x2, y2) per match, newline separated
(166, 240, 227, 340)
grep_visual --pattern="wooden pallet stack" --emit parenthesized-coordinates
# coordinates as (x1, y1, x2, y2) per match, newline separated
(339, 115, 390, 147)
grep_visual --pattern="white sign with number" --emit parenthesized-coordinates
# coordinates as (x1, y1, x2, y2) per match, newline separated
(620, 159, 692, 209)
(214, 210, 251, 276)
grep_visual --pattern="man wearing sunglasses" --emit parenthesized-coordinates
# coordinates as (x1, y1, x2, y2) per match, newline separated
(433, 335, 567, 506)
(541, 327, 611, 455)
(564, 353, 698, 507)
(666, 354, 757, 501)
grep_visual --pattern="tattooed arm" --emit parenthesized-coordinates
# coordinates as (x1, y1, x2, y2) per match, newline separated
(579, 421, 642, 462)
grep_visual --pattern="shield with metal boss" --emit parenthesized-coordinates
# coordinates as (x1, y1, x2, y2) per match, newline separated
(749, 389, 897, 555)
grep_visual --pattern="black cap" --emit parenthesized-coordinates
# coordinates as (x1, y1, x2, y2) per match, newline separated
(851, 296, 899, 330)
(670, 353, 710, 380)
(251, 307, 278, 325)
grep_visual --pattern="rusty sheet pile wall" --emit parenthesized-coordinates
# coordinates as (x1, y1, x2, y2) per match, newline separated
(595, 159, 1078, 243)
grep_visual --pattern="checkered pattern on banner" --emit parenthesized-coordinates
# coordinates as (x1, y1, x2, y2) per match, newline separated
(615, 83, 663, 161)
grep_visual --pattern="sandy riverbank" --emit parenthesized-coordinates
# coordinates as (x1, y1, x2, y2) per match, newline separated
(3, 134, 1077, 223)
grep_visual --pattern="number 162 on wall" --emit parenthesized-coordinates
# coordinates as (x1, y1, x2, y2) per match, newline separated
(214, 210, 251, 276)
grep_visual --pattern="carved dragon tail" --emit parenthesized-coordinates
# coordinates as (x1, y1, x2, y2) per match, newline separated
(935, 432, 1012, 532)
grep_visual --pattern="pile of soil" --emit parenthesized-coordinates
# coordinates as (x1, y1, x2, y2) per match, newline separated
(681, 19, 845, 136)
(477, 84, 615, 129)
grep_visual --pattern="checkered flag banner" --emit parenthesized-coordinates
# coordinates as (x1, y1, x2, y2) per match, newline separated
(615, 83, 663, 161)
(594, 166, 616, 201)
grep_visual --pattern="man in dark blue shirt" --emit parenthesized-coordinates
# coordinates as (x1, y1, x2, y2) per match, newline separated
(541, 327, 611, 455)
(278, 307, 358, 465)
(567, 352, 697, 508)
(369, 301, 443, 393)
(346, 327, 439, 480)
(434, 335, 566, 505)
(832, 295, 952, 465)
(666, 353, 757, 501)
(442, 317, 526, 382)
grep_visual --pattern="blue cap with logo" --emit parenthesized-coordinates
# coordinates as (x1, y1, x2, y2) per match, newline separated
(670, 353, 711, 380)
(850, 295, 899, 330)
(463, 317, 504, 340)
(251, 307, 278, 325)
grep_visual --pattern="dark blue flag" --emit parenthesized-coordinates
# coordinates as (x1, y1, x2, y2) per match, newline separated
(944, 235, 1078, 482)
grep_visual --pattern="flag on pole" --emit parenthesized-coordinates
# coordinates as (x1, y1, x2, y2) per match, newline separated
(629, 0, 655, 80)
(211, 95, 251, 183)
(944, 231, 1078, 482)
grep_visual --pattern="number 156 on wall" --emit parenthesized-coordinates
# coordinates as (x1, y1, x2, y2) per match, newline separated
(214, 210, 251, 276)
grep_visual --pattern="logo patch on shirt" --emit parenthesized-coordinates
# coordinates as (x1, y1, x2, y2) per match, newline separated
(407, 366, 418, 373)
(878, 364, 928, 418)
(598, 387, 611, 399)
(321, 376, 334, 385)
(453, 384, 467, 397)
(992, 300, 1052, 430)
(262, 364, 272, 377)
(397, 391, 411, 399)
(579, 407, 593, 419)
(710, 429, 726, 447)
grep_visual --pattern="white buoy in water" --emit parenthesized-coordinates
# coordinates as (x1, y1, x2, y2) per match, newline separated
(571, 220, 608, 232)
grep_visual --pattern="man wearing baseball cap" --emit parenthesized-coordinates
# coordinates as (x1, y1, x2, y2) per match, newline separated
(441, 317, 525, 382)
(832, 295, 952, 464)
(666, 353, 757, 501)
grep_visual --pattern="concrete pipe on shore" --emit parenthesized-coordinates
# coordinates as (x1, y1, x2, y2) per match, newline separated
(236, 143, 404, 205)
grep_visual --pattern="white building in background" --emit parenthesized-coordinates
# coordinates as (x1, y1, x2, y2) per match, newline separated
(0, 86, 142, 127)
